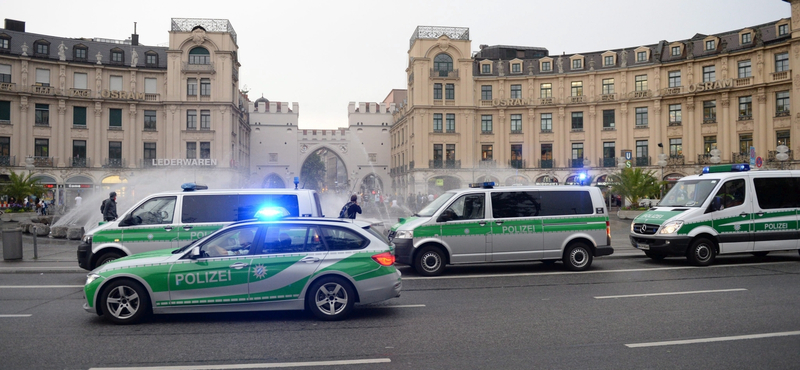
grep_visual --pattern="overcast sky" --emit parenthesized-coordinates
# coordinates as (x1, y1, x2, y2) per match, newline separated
(3, 0, 791, 129)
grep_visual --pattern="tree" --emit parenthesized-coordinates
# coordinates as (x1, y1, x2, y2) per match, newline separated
(608, 167, 662, 208)
(2, 170, 46, 208)
(300, 152, 326, 191)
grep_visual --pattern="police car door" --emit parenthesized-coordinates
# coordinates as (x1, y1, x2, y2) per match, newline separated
(168, 226, 259, 304)
(489, 190, 544, 262)
(710, 177, 753, 253)
(437, 193, 490, 263)
(751, 174, 799, 252)
(121, 196, 178, 252)
(247, 224, 326, 303)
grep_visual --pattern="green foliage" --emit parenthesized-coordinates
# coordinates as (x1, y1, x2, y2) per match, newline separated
(300, 152, 326, 191)
(2, 170, 46, 205)
(608, 168, 663, 207)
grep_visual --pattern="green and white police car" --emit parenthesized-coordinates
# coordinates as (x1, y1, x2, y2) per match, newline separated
(83, 212, 401, 324)
(630, 164, 800, 265)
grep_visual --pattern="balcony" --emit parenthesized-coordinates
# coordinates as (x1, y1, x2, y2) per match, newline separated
(141, 158, 157, 167)
(429, 159, 460, 169)
(570, 159, 584, 168)
(508, 159, 525, 169)
(0, 155, 17, 166)
(539, 159, 554, 168)
(767, 150, 793, 163)
(703, 117, 717, 124)
(635, 156, 651, 167)
(68, 88, 92, 98)
(600, 157, 616, 167)
(664, 87, 682, 96)
(539, 97, 555, 105)
(430, 68, 459, 79)
(600, 93, 617, 102)
(667, 155, 685, 166)
(771, 70, 790, 82)
(631, 90, 651, 99)
(69, 157, 91, 168)
(668, 121, 682, 127)
(479, 159, 496, 168)
(697, 154, 713, 165)
(32, 156, 55, 167)
(181, 62, 215, 73)
(732, 152, 749, 164)
(144, 93, 160, 102)
(738, 114, 752, 121)
(103, 158, 126, 168)
(776, 110, 790, 118)
(568, 95, 585, 104)
(734, 76, 753, 87)
(30, 85, 56, 95)
(0, 82, 16, 92)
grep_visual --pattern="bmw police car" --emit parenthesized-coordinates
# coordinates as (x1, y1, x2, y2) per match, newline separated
(83, 210, 402, 324)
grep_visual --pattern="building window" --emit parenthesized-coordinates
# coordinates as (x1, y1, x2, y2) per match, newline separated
(446, 144, 455, 164)
(35, 68, 50, 86)
(73, 72, 88, 89)
(669, 138, 682, 157)
(705, 40, 716, 50)
(776, 91, 790, 115)
(571, 81, 583, 96)
(668, 71, 681, 87)
(0, 101, 9, 122)
(738, 60, 752, 78)
(572, 59, 582, 69)
(541, 61, 551, 72)
(72, 140, 86, 166)
(635, 75, 647, 91)
(0, 35, 9, 51)
(703, 136, 717, 154)
(739, 96, 752, 119)
(540, 83, 552, 98)
(144, 142, 156, 163)
(145, 51, 158, 67)
(144, 78, 157, 94)
(445, 83, 454, 100)
(187, 78, 197, 96)
(541, 113, 552, 132)
(777, 131, 791, 148)
(571, 112, 583, 131)
(108, 108, 122, 128)
(671, 46, 681, 56)
(188, 47, 210, 65)
(510, 144, 522, 165)
(510, 84, 522, 99)
(775, 52, 789, 72)
(73, 45, 87, 61)
(481, 64, 491, 74)
(434, 53, 453, 76)
(200, 78, 210, 96)
(511, 63, 521, 73)
(433, 113, 442, 133)
(739, 134, 753, 154)
(110, 48, 123, 64)
(510, 114, 522, 133)
(541, 144, 553, 163)
(703, 66, 715, 82)
(433, 83, 442, 100)
(779, 24, 789, 36)
(200, 142, 211, 159)
(433, 144, 443, 162)
(669, 104, 682, 125)
(603, 142, 616, 165)
(186, 142, 197, 159)
(602, 110, 615, 129)
(636, 51, 647, 62)
(481, 115, 493, 133)
(604, 56, 614, 66)
(445, 113, 455, 133)
(34, 139, 49, 158)
(703, 100, 717, 123)
(635, 107, 648, 126)
(109, 75, 122, 91)
(636, 140, 648, 161)
(0, 137, 9, 162)
(741, 32, 752, 44)
(0, 64, 9, 83)
(144, 110, 156, 130)
(109, 141, 122, 165)
(571, 143, 584, 162)
(602, 78, 614, 95)
(481, 145, 493, 161)
(481, 85, 492, 101)
(186, 110, 200, 130)
(35, 104, 49, 125)
(73, 106, 87, 126)
(34, 41, 49, 56)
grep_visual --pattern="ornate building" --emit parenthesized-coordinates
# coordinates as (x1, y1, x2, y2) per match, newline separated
(391, 3, 798, 196)
(0, 18, 249, 205)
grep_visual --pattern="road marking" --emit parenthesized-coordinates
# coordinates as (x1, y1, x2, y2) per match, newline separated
(0, 285, 83, 289)
(89, 358, 391, 370)
(625, 330, 800, 348)
(0, 314, 31, 318)
(368, 304, 425, 309)
(595, 288, 747, 299)
(401, 261, 794, 280)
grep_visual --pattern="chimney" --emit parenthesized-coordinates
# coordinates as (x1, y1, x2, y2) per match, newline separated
(131, 22, 139, 46)
(4, 19, 25, 32)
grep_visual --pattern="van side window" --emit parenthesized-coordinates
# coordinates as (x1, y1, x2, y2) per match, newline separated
(441, 194, 485, 221)
(713, 179, 746, 209)
(238, 194, 300, 220)
(321, 226, 368, 251)
(753, 177, 798, 209)
(182, 195, 238, 223)
(491, 191, 540, 218)
(538, 191, 593, 216)
(130, 196, 176, 225)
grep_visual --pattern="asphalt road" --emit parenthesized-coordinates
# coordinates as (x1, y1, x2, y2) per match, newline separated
(1, 252, 799, 370)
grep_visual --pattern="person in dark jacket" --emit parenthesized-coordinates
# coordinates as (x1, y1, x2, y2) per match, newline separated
(102, 192, 118, 221)
(342, 194, 362, 219)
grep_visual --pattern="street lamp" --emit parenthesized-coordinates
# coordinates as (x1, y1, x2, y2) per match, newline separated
(776, 145, 790, 169)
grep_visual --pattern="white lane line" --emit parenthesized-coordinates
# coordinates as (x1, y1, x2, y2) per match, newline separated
(595, 288, 747, 299)
(0, 285, 83, 289)
(401, 261, 794, 280)
(89, 358, 391, 370)
(0, 314, 32, 318)
(368, 304, 426, 308)
(625, 330, 800, 348)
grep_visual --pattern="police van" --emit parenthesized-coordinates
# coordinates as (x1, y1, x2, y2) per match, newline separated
(630, 164, 800, 265)
(78, 184, 324, 270)
(389, 183, 613, 275)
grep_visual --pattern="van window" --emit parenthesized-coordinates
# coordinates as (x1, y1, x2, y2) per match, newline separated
(261, 225, 324, 253)
(238, 194, 300, 219)
(538, 190, 593, 215)
(660, 179, 718, 207)
(491, 192, 540, 218)
(753, 177, 799, 209)
(182, 195, 238, 223)
(713, 179, 746, 209)
(441, 194, 485, 221)
(130, 196, 176, 225)
(321, 226, 368, 251)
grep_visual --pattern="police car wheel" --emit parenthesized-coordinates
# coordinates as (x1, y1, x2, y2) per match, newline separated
(644, 251, 667, 260)
(414, 246, 445, 276)
(687, 238, 715, 266)
(307, 277, 354, 321)
(96, 251, 123, 268)
(563, 243, 593, 271)
(99, 279, 150, 325)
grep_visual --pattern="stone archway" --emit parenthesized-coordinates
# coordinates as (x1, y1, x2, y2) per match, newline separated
(504, 175, 530, 186)
(359, 173, 384, 195)
(261, 173, 286, 188)
(427, 175, 461, 195)
(299, 146, 348, 193)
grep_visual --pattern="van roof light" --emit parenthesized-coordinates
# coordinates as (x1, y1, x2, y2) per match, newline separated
(702, 164, 750, 174)
(468, 182, 495, 189)
(254, 207, 290, 220)
(181, 183, 209, 192)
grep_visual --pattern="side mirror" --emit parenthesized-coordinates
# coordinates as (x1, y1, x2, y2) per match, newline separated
(190, 246, 201, 259)
(118, 214, 131, 226)
(710, 196, 722, 212)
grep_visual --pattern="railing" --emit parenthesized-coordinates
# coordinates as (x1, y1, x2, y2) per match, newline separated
(635, 156, 651, 167)
(140, 159, 156, 167)
(0, 155, 16, 166)
(33, 156, 55, 167)
(540, 128, 552, 133)
(568, 95, 585, 104)
(667, 155, 685, 166)
(508, 159, 525, 169)
(771, 70, 790, 81)
(69, 157, 91, 168)
(0, 82, 17, 92)
(697, 154, 713, 165)
(664, 87, 682, 95)
(600, 93, 617, 102)
(539, 97, 555, 105)
(30, 85, 55, 95)
(601, 157, 616, 167)
(767, 150, 793, 162)
(668, 121, 682, 126)
(776, 110, 790, 117)
(181, 62, 215, 73)
(144, 93, 160, 101)
(703, 117, 717, 124)
(539, 159, 554, 168)
(68, 88, 92, 98)
(104, 158, 126, 168)
(734, 76, 753, 87)
(738, 114, 752, 121)
(479, 159, 496, 168)
(631, 90, 651, 99)
(429, 159, 460, 169)
(429, 68, 459, 79)
(570, 159, 584, 168)
(732, 152, 749, 163)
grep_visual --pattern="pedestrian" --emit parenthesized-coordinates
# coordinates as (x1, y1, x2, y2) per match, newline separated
(101, 192, 118, 222)
(75, 193, 83, 206)
(338, 194, 362, 219)
(41, 199, 48, 215)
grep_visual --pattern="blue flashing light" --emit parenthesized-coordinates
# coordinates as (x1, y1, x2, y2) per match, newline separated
(468, 182, 496, 189)
(254, 206, 290, 220)
(702, 164, 751, 174)
(578, 173, 587, 180)
(294, 176, 300, 190)
(181, 183, 209, 192)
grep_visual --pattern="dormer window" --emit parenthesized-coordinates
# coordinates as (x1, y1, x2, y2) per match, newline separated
(73, 44, 88, 61)
(604, 56, 613, 66)
(188, 47, 210, 65)
(706, 40, 715, 50)
(34, 40, 50, 57)
(541, 61, 551, 72)
(741, 32, 751, 44)
(481, 63, 491, 74)
(671, 46, 680, 56)
(636, 51, 647, 62)
(572, 59, 582, 69)
(145, 51, 158, 67)
(110, 48, 124, 65)
(0, 34, 10, 52)
(511, 62, 521, 74)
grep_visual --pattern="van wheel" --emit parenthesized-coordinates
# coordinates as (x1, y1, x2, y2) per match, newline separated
(307, 276, 354, 321)
(644, 251, 667, 260)
(99, 279, 150, 325)
(751, 251, 769, 257)
(96, 251, 123, 268)
(563, 243, 593, 271)
(687, 238, 715, 266)
(414, 246, 446, 276)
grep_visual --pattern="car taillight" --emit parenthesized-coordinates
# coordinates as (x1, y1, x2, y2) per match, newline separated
(372, 252, 395, 266)
(606, 221, 611, 245)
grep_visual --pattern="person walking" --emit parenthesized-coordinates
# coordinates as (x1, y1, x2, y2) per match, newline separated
(101, 192, 118, 222)
(75, 193, 83, 207)
(339, 194, 362, 219)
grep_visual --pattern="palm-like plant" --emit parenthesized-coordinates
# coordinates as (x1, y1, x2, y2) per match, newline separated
(2, 171, 46, 209)
(608, 168, 662, 208)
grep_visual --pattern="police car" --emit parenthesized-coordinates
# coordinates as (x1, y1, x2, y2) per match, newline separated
(83, 210, 401, 324)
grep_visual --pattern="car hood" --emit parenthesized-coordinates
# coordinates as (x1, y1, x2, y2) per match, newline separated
(93, 248, 176, 273)
(632, 208, 692, 225)
(391, 216, 430, 232)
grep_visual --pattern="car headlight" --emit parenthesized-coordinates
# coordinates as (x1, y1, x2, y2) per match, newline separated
(630, 222, 635, 233)
(659, 221, 684, 234)
(85, 273, 101, 285)
(82, 234, 92, 243)
(394, 230, 414, 239)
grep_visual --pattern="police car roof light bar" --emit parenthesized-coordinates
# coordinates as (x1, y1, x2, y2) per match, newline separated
(702, 164, 750, 174)
(468, 182, 496, 189)
(181, 183, 209, 192)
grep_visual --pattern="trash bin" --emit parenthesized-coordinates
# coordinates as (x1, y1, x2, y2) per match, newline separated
(3, 228, 23, 260)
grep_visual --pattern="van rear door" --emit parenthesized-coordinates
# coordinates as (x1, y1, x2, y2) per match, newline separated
(751, 175, 799, 252)
(488, 191, 543, 262)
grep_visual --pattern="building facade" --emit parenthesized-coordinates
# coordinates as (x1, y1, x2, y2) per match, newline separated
(391, 4, 799, 196)
(0, 18, 249, 206)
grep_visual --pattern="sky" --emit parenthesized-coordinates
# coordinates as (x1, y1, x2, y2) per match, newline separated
(3, 0, 791, 129)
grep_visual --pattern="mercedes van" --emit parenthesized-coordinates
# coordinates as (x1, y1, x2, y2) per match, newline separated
(78, 185, 323, 270)
(389, 183, 613, 275)
(630, 164, 800, 265)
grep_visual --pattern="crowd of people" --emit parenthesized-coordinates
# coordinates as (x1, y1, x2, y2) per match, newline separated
(336, 190, 440, 220)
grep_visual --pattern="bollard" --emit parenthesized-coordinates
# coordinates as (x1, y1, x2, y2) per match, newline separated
(32, 226, 38, 259)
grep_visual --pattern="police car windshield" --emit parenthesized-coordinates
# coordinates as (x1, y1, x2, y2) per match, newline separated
(417, 193, 456, 217)
(659, 179, 719, 207)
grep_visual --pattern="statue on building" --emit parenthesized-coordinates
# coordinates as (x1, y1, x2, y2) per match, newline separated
(58, 42, 67, 61)
(589, 57, 595, 71)
(557, 56, 563, 73)
(96, 52, 103, 64)
(620, 49, 628, 67)
(21, 42, 28, 56)
(131, 48, 138, 67)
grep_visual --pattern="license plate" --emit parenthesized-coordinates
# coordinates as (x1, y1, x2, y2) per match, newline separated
(637, 243, 650, 250)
